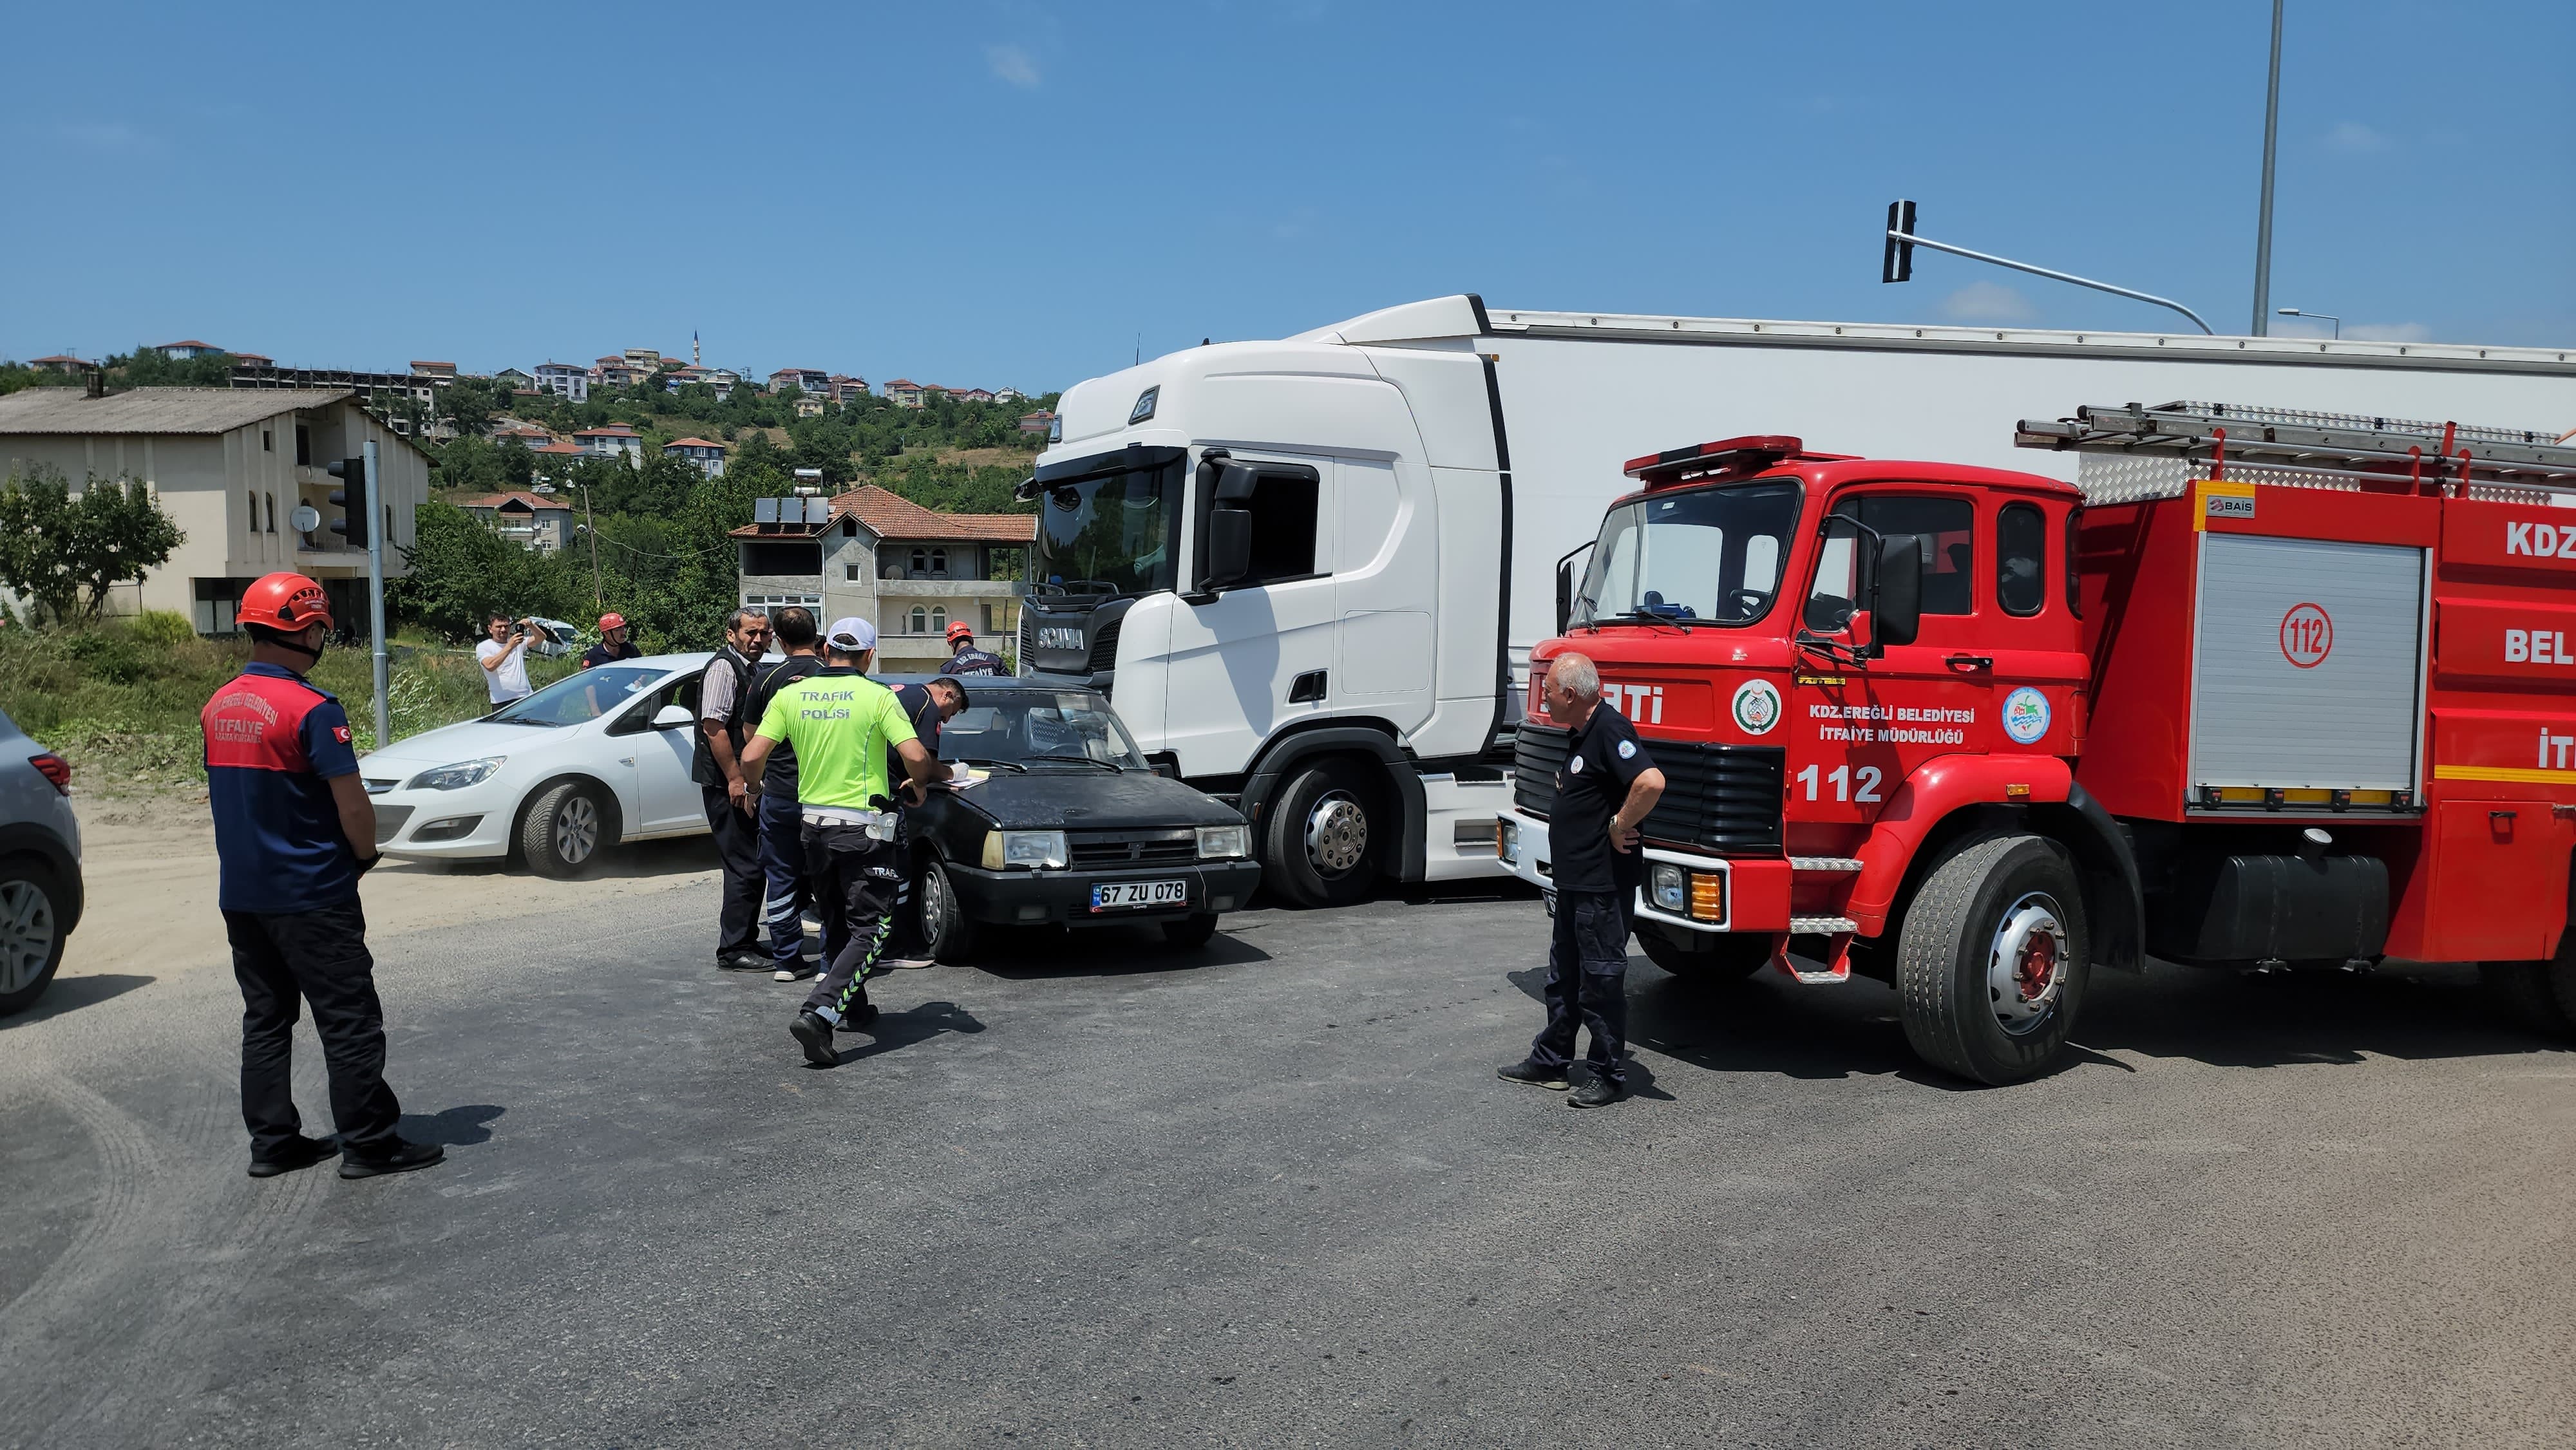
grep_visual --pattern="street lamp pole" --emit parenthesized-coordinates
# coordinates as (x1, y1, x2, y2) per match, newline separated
(2277, 307, 2339, 339)
(2250, 0, 2285, 335)
(580, 481, 601, 605)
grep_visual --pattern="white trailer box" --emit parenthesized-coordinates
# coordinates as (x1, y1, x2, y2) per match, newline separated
(1022, 296, 2575, 905)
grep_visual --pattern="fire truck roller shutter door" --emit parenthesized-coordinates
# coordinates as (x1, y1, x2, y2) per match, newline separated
(2190, 534, 2425, 796)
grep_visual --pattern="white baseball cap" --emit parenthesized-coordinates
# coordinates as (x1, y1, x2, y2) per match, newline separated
(826, 617, 877, 652)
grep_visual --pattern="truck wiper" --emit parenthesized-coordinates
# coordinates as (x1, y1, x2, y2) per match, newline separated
(1597, 610, 1694, 632)
(1794, 631, 1869, 667)
(1026, 753, 1123, 771)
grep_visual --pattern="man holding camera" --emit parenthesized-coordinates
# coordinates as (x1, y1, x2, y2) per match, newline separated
(475, 612, 535, 708)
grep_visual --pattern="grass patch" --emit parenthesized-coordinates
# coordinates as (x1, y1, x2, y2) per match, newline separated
(0, 622, 580, 796)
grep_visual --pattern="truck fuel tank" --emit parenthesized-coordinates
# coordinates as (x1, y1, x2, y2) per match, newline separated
(2149, 843, 2390, 966)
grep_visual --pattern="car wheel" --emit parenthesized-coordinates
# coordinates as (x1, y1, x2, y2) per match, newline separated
(1262, 758, 1379, 909)
(0, 856, 69, 1015)
(1162, 913, 1220, 949)
(922, 858, 981, 963)
(1638, 923, 1772, 981)
(520, 780, 611, 879)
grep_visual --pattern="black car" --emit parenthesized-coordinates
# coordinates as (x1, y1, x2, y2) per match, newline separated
(895, 679, 1261, 960)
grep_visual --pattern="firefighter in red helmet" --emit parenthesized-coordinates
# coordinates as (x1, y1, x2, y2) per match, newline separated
(202, 572, 442, 1181)
(939, 618, 1006, 677)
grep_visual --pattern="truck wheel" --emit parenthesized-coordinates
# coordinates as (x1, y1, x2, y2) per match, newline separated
(1897, 834, 2091, 1086)
(2481, 961, 2573, 1038)
(1263, 758, 1378, 909)
(921, 858, 982, 963)
(0, 856, 68, 1015)
(520, 780, 612, 879)
(1638, 925, 1772, 981)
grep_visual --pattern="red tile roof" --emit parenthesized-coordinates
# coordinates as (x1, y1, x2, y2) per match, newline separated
(30, 355, 88, 365)
(458, 491, 571, 511)
(156, 339, 218, 350)
(664, 437, 726, 450)
(533, 441, 583, 454)
(727, 484, 1034, 543)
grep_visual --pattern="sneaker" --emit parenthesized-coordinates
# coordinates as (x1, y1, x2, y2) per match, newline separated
(1497, 1058, 1570, 1091)
(790, 1010, 837, 1067)
(1567, 1077, 1627, 1109)
(773, 956, 820, 983)
(337, 1139, 446, 1179)
(879, 950, 937, 970)
(247, 1135, 339, 1178)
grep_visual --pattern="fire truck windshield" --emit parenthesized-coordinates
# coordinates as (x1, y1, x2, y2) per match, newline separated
(1573, 480, 1803, 629)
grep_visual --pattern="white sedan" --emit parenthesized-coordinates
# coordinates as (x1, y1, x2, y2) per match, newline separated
(357, 652, 716, 877)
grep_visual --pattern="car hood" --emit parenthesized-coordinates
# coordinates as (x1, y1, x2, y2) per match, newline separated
(359, 718, 576, 775)
(952, 769, 1242, 830)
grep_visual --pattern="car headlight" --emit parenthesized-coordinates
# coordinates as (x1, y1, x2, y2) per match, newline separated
(1195, 824, 1250, 860)
(1650, 863, 1688, 912)
(981, 829, 1068, 870)
(406, 757, 506, 791)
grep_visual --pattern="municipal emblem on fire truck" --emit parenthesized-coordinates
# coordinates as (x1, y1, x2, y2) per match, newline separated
(1731, 679, 1782, 735)
(2002, 687, 2051, 745)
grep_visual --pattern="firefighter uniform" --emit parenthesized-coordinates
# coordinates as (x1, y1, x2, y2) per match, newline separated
(1526, 702, 1654, 1089)
(748, 664, 920, 1057)
(940, 621, 1007, 677)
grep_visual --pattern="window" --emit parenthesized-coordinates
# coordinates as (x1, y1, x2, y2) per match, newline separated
(741, 540, 822, 576)
(262, 429, 274, 453)
(930, 606, 947, 635)
(1996, 502, 2046, 616)
(1817, 494, 1975, 621)
(1580, 482, 1800, 628)
(294, 424, 311, 466)
(1240, 473, 1320, 585)
(909, 606, 929, 634)
(384, 505, 395, 545)
(265, 493, 276, 533)
(844, 563, 860, 582)
(910, 546, 950, 578)
(247, 489, 258, 532)
(2065, 509, 2083, 618)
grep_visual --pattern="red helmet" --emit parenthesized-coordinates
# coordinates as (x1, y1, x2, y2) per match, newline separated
(945, 621, 976, 645)
(236, 572, 333, 632)
(598, 612, 627, 632)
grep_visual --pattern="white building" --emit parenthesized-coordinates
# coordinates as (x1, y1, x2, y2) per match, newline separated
(663, 437, 727, 477)
(533, 362, 590, 402)
(732, 484, 1031, 671)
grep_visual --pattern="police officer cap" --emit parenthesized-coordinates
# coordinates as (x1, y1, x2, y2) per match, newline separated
(826, 617, 877, 652)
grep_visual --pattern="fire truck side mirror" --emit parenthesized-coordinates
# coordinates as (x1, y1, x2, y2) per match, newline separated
(1553, 541, 1594, 634)
(1873, 532, 1922, 648)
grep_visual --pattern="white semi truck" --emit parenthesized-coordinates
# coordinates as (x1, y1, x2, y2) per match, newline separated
(1021, 294, 2576, 905)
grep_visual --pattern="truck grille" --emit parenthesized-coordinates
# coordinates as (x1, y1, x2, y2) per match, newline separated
(1018, 612, 1036, 673)
(1086, 617, 1121, 673)
(1513, 725, 1784, 856)
(1069, 828, 1196, 867)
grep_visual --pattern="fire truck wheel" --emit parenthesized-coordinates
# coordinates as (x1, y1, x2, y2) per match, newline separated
(1262, 758, 1379, 909)
(1896, 834, 2091, 1086)
(1638, 926, 1772, 981)
(2480, 961, 2573, 1038)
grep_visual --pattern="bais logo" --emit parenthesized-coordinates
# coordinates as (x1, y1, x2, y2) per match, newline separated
(2278, 602, 2333, 668)
(1730, 679, 1781, 735)
(2002, 687, 2051, 744)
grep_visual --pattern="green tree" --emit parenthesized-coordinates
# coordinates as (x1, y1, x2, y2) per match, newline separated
(389, 500, 582, 639)
(0, 467, 187, 623)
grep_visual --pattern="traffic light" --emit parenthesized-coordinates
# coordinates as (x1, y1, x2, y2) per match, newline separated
(1882, 199, 1917, 284)
(324, 457, 368, 547)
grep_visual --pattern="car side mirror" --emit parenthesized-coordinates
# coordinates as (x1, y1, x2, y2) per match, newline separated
(1872, 532, 1922, 648)
(652, 704, 694, 730)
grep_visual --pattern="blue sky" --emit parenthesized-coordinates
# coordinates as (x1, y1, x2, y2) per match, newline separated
(3, 1, 2567, 393)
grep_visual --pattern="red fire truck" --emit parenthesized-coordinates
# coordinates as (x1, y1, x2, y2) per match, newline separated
(1498, 402, 2576, 1084)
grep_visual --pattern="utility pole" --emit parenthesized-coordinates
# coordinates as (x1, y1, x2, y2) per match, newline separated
(362, 439, 390, 749)
(581, 481, 602, 605)
(2250, 0, 2285, 335)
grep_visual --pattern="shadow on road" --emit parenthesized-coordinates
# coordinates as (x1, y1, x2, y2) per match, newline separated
(969, 923, 1273, 980)
(828, 999, 985, 1065)
(399, 1104, 507, 1146)
(381, 835, 720, 882)
(1, 972, 155, 1030)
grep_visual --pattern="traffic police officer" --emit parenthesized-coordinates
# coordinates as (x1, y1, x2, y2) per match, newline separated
(881, 675, 969, 963)
(939, 619, 1007, 677)
(202, 572, 444, 1178)
(737, 618, 949, 1066)
(1499, 652, 1666, 1108)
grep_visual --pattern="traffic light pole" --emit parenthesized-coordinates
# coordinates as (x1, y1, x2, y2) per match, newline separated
(363, 439, 390, 750)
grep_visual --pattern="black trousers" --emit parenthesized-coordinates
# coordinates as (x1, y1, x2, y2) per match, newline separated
(800, 820, 899, 1025)
(1529, 888, 1634, 1084)
(703, 785, 764, 959)
(225, 899, 404, 1158)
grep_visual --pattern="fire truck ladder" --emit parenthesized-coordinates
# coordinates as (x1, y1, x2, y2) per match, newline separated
(2015, 401, 2576, 504)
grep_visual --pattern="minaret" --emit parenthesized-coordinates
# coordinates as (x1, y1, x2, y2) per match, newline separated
(693, 330, 701, 366)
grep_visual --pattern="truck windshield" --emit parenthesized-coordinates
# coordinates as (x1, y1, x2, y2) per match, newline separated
(1032, 462, 1179, 599)
(1573, 480, 1803, 628)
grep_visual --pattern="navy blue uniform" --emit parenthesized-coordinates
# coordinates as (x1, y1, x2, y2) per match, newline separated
(202, 663, 403, 1158)
(940, 645, 1006, 677)
(1530, 704, 1654, 1086)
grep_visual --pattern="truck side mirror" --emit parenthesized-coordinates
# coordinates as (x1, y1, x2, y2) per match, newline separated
(1554, 541, 1596, 634)
(1204, 508, 1253, 588)
(1873, 532, 1922, 648)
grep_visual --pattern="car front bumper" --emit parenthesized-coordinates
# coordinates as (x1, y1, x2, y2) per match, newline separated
(368, 784, 518, 861)
(945, 858, 1264, 927)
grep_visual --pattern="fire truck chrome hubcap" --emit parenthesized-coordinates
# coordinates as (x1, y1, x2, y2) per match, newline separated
(556, 796, 600, 863)
(1305, 791, 1368, 876)
(0, 879, 55, 993)
(1987, 892, 2067, 1035)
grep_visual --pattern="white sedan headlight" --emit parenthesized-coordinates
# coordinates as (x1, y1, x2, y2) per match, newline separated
(982, 829, 1068, 870)
(1195, 824, 1250, 860)
(406, 757, 506, 791)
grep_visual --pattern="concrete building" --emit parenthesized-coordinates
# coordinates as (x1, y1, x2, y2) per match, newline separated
(622, 348, 663, 375)
(533, 362, 589, 402)
(664, 437, 727, 476)
(572, 424, 642, 462)
(830, 374, 871, 404)
(0, 386, 428, 634)
(592, 355, 638, 389)
(231, 363, 434, 410)
(28, 355, 91, 375)
(156, 341, 226, 360)
(530, 439, 585, 485)
(730, 484, 1031, 671)
(457, 490, 576, 552)
(767, 367, 829, 396)
(410, 361, 459, 379)
(1018, 409, 1055, 435)
(491, 366, 536, 391)
(883, 379, 925, 408)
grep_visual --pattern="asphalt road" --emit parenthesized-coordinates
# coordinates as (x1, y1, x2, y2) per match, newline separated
(5, 870, 2573, 1449)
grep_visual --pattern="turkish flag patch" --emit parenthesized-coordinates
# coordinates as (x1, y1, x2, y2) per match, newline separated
(332, 725, 353, 744)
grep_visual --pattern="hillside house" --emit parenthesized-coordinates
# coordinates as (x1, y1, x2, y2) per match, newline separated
(156, 341, 225, 360)
(830, 375, 870, 404)
(732, 484, 1031, 671)
(410, 361, 459, 379)
(530, 440, 584, 485)
(492, 366, 536, 390)
(592, 355, 638, 389)
(0, 386, 427, 633)
(28, 355, 91, 375)
(623, 348, 663, 374)
(994, 387, 1027, 404)
(882, 379, 925, 409)
(1018, 409, 1055, 435)
(573, 424, 642, 462)
(458, 490, 576, 552)
(768, 367, 829, 396)
(533, 362, 589, 402)
(664, 437, 727, 477)
(951, 387, 996, 404)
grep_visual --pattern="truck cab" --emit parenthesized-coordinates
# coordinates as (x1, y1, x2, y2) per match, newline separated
(1503, 435, 2128, 1083)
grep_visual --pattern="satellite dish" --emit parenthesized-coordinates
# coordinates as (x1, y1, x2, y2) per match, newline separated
(290, 504, 321, 533)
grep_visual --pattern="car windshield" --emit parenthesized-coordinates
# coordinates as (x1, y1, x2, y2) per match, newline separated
(489, 664, 665, 726)
(1031, 459, 1179, 599)
(1573, 480, 1803, 628)
(938, 692, 1148, 769)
